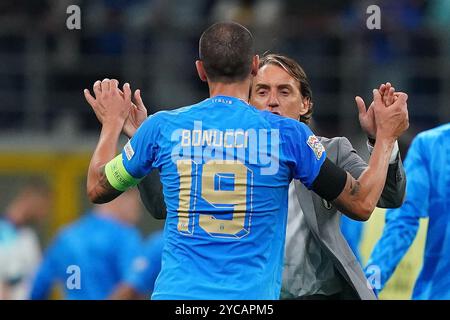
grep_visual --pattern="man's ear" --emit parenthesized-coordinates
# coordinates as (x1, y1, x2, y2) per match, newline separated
(196, 60, 207, 82)
(251, 55, 259, 77)
(299, 96, 311, 116)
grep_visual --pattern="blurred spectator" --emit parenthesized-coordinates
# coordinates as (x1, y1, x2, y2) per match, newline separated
(0, 0, 445, 137)
(109, 230, 164, 299)
(210, 0, 283, 52)
(0, 179, 51, 299)
(0, 0, 50, 31)
(30, 188, 143, 300)
(210, 0, 281, 27)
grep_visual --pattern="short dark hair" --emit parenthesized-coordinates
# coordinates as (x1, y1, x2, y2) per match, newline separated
(259, 54, 314, 124)
(199, 21, 255, 83)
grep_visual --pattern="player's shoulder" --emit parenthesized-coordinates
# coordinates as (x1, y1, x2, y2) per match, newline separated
(50, 219, 82, 246)
(58, 214, 93, 236)
(319, 136, 353, 148)
(409, 124, 450, 156)
(417, 123, 450, 143)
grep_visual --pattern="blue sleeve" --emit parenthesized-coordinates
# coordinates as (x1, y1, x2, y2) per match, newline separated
(282, 120, 326, 188)
(30, 236, 62, 300)
(124, 233, 164, 295)
(121, 114, 161, 179)
(364, 135, 429, 291)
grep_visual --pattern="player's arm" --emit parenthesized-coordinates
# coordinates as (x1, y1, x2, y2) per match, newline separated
(312, 137, 397, 221)
(87, 134, 124, 204)
(337, 136, 405, 210)
(86, 82, 166, 217)
(109, 229, 147, 300)
(109, 284, 146, 300)
(138, 171, 167, 219)
(310, 90, 408, 221)
(111, 233, 163, 299)
(86, 79, 133, 203)
(355, 82, 406, 208)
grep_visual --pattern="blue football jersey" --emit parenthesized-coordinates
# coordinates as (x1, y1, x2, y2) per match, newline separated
(118, 95, 326, 299)
(30, 213, 142, 300)
(365, 123, 450, 299)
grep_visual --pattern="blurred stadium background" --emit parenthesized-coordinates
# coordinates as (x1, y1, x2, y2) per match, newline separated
(0, 0, 448, 299)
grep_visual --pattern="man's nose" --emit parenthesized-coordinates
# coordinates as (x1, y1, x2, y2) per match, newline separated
(268, 92, 279, 108)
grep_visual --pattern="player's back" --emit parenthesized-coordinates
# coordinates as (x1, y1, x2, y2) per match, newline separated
(124, 95, 325, 299)
(409, 123, 450, 299)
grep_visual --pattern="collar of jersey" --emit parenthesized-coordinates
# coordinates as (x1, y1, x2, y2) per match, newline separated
(207, 95, 250, 106)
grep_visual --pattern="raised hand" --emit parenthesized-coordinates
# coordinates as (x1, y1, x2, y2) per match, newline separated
(84, 78, 131, 127)
(372, 89, 409, 142)
(124, 89, 147, 138)
(84, 79, 147, 138)
(355, 82, 397, 140)
(84, 81, 104, 124)
(382, 82, 395, 107)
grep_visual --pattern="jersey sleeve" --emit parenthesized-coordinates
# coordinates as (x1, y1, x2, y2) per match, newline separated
(105, 114, 161, 191)
(122, 114, 161, 178)
(282, 120, 326, 189)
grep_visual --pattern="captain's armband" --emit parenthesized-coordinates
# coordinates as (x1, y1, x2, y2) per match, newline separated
(105, 154, 142, 191)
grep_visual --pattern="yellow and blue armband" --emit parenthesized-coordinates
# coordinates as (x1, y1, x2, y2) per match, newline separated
(105, 154, 142, 191)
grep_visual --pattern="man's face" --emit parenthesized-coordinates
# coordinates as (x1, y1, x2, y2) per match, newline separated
(250, 64, 308, 120)
(13, 190, 51, 224)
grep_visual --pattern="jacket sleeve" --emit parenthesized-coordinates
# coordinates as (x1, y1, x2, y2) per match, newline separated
(337, 137, 406, 208)
(377, 152, 407, 208)
(137, 170, 167, 220)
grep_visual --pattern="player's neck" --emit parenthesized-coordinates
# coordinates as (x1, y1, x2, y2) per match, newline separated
(208, 80, 250, 103)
